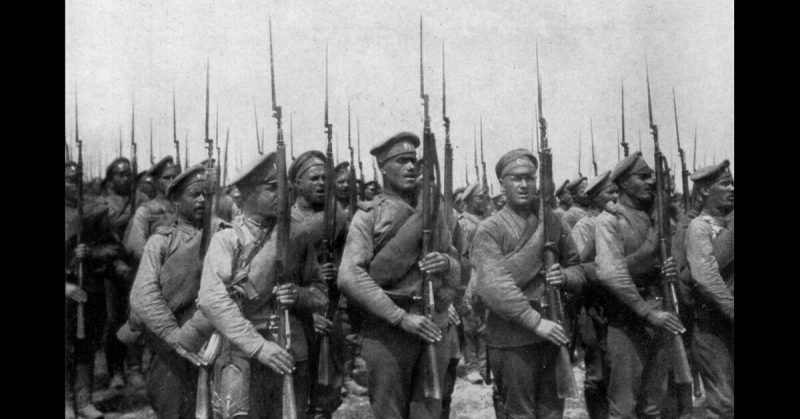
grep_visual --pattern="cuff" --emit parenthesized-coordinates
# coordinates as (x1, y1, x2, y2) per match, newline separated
(388, 308, 408, 327)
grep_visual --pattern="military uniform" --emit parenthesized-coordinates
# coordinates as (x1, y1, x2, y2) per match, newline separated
(473, 149, 587, 419)
(128, 165, 219, 418)
(337, 132, 460, 419)
(560, 177, 588, 233)
(594, 152, 677, 418)
(684, 161, 734, 419)
(197, 153, 327, 418)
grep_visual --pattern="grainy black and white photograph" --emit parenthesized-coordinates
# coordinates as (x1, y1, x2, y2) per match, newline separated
(64, 1, 734, 418)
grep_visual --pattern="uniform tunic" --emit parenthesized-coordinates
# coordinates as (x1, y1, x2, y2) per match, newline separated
(472, 205, 586, 419)
(123, 196, 176, 261)
(561, 205, 588, 234)
(129, 218, 209, 418)
(685, 211, 734, 418)
(595, 203, 675, 418)
(337, 190, 460, 419)
(456, 211, 487, 378)
(197, 216, 326, 418)
(570, 208, 601, 263)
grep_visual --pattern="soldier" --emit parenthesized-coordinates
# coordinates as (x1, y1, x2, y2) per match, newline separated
(569, 170, 618, 419)
(197, 152, 328, 418)
(128, 164, 219, 418)
(286, 150, 353, 418)
(337, 132, 461, 418)
(334, 162, 352, 211)
(97, 158, 143, 389)
(472, 149, 587, 419)
(65, 162, 112, 419)
(364, 180, 381, 201)
(554, 180, 572, 218)
(136, 170, 156, 200)
(560, 176, 589, 233)
(491, 193, 506, 212)
(594, 151, 684, 418)
(124, 156, 180, 261)
(456, 182, 489, 385)
(684, 160, 734, 419)
(452, 186, 466, 214)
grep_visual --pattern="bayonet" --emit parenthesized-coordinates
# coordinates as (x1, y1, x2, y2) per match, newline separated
(200, 58, 215, 257)
(473, 123, 479, 183)
(173, 87, 181, 168)
(130, 97, 138, 212)
(590, 119, 597, 176)
(149, 118, 155, 165)
(74, 85, 86, 339)
(223, 128, 230, 187)
(184, 132, 189, 169)
(672, 88, 690, 210)
(254, 99, 263, 155)
(357, 114, 365, 199)
(290, 111, 295, 160)
(480, 115, 488, 193)
(693, 125, 698, 171)
(621, 80, 629, 157)
(347, 100, 357, 212)
(442, 42, 453, 214)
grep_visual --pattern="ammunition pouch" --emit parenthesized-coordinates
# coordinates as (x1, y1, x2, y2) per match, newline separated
(211, 338, 251, 419)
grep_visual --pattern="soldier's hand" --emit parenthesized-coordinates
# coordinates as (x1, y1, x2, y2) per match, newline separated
(174, 345, 207, 368)
(545, 263, 565, 287)
(448, 304, 461, 326)
(65, 283, 88, 303)
(399, 313, 443, 344)
(113, 260, 132, 278)
(257, 341, 294, 375)
(320, 262, 337, 283)
(646, 310, 686, 335)
(274, 283, 298, 307)
(533, 319, 569, 346)
(660, 257, 678, 279)
(419, 252, 450, 275)
(74, 243, 90, 260)
(313, 313, 333, 335)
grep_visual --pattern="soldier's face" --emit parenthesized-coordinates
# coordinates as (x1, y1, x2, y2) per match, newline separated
(156, 167, 178, 195)
(335, 172, 350, 199)
(253, 180, 279, 219)
(466, 187, 488, 215)
(176, 182, 206, 224)
(594, 184, 619, 208)
(364, 184, 377, 200)
(704, 173, 734, 213)
(138, 176, 155, 198)
(295, 165, 326, 205)
(573, 179, 590, 206)
(559, 190, 573, 207)
(501, 166, 537, 209)
(65, 166, 79, 197)
(110, 163, 133, 194)
(382, 155, 418, 193)
(620, 169, 655, 204)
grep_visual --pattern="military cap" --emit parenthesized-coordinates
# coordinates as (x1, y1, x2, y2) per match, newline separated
(370, 132, 420, 164)
(610, 151, 650, 184)
(365, 180, 380, 188)
(555, 180, 570, 198)
(135, 170, 151, 183)
(453, 186, 466, 207)
(146, 156, 177, 179)
(495, 149, 538, 180)
(453, 186, 466, 197)
(229, 152, 277, 189)
(334, 161, 351, 176)
(690, 159, 731, 185)
(585, 170, 612, 198)
(289, 150, 326, 181)
(104, 157, 132, 180)
(567, 176, 588, 193)
(462, 182, 484, 202)
(166, 164, 207, 199)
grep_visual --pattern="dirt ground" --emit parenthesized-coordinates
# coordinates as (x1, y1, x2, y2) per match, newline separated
(86, 352, 705, 418)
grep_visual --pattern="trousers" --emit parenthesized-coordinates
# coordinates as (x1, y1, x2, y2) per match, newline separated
(146, 347, 199, 418)
(692, 307, 733, 419)
(489, 343, 565, 419)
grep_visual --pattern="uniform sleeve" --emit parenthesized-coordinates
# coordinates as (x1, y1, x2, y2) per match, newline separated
(124, 206, 151, 261)
(712, 212, 734, 270)
(571, 218, 594, 263)
(337, 209, 407, 326)
(473, 222, 542, 331)
(559, 226, 587, 294)
(437, 218, 461, 290)
(197, 231, 267, 358)
(296, 243, 328, 313)
(177, 309, 216, 353)
(129, 234, 181, 348)
(686, 220, 734, 321)
(595, 214, 655, 319)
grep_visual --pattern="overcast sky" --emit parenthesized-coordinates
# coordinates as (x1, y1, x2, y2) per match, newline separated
(65, 0, 733, 194)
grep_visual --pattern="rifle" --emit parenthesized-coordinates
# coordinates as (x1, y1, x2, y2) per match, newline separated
(173, 89, 181, 168)
(290, 112, 295, 161)
(464, 150, 469, 185)
(216, 104, 222, 189)
(347, 101, 358, 213)
(195, 59, 218, 419)
(357, 116, 365, 200)
(536, 43, 578, 399)
(692, 126, 698, 172)
(442, 43, 453, 216)
(645, 60, 693, 385)
(130, 100, 138, 213)
(419, 17, 443, 400)
(577, 131, 582, 177)
(317, 46, 339, 387)
(590, 119, 598, 176)
(74, 87, 86, 340)
(269, 18, 298, 418)
(621, 81, 629, 158)
(119, 127, 123, 158)
(223, 128, 230, 188)
(473, 124, 479, 186)
(672, 89, 691, 211)
(65, 135, 71, 163)
(185, 132, 190, 169)
(479, 116, 488, 196)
